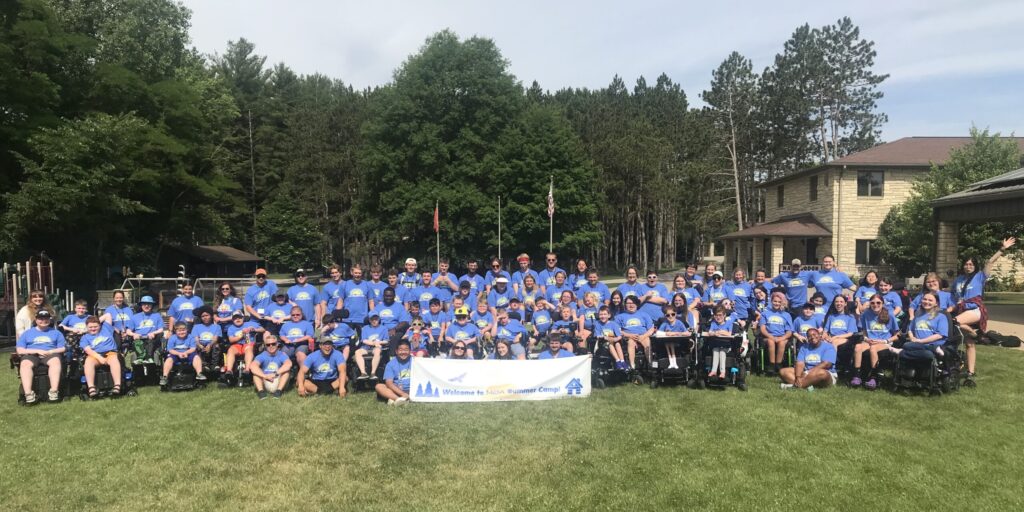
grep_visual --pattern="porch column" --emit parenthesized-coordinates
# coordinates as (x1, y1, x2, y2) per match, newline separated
(724, 239, 736, 272)
(770, 236, 784, 275)
(934, 221, 960, 280)
(736, 240, 750, 276)
(752, 238, 764, 271)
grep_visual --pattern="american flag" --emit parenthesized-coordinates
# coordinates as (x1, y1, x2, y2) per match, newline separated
(547, 181, 554, 219)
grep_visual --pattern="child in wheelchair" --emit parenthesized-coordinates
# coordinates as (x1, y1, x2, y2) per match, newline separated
(655, 304, 691, 370)
(79, 316, 124, 398)
(160, 322, 206, 386)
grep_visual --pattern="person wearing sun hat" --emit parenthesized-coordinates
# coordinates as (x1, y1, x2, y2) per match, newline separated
(127, 295, 164, 363)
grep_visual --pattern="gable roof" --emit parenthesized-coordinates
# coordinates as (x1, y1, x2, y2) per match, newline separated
(179, 245, 261, 263)
(718, 213, 832, 240)
(760, 137, 1024, 188)
(932, 167, 1024, 207)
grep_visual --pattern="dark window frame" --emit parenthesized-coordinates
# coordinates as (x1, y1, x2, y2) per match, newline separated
(857, 171, 884, 197)
(856, 239, 881, 265)
(809, 175, 818, 201)
(777, 185, 785, 208)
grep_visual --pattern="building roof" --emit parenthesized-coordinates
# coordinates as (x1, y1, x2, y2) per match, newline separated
(718, 214, 832, 240)
(760, 137, 1024, 188)
(180, 245, 261, 263)
(932, 167, 1024, 208)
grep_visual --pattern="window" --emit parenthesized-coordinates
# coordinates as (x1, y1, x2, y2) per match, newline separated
(857, 171, 884, 197)
(777, 185, 784, 207)
(809, 175, 818, 201)
(856, 239, 881, 265)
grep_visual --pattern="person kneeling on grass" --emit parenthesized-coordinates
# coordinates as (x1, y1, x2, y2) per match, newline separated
(17, 310, 66, 404)
(161, 322, 206, 386)
(249, 334, 291, 399)
(297, 338, 347, 398)
(537, 336, 575, 359)
(355, 313, 389, 380)
(376, 339, 412, 406)
(80, 316, 123, 398)
(780, 327, 836, 390)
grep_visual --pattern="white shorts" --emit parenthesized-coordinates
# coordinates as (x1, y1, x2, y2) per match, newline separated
(804, 369, 838, 385)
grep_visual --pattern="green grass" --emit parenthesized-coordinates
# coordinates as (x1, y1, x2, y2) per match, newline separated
(1, 347, 1023, 512)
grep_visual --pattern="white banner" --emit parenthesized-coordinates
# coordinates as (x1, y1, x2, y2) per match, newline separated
(410, 356, 591, 402)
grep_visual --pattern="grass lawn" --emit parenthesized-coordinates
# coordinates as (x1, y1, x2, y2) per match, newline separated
(1, 346, 1022, 512)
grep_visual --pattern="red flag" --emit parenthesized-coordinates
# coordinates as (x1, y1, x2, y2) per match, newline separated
(433, 203, 439, 233)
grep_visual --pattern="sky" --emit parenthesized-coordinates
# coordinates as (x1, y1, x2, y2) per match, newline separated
(179, 0, 1024, 140)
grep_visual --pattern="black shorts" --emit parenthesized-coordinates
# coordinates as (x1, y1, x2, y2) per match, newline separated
(20, 353, 61, 366)
(312, 379, 335, 395)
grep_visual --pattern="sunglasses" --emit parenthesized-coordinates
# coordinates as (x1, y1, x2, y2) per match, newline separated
(220, 287, 231, 291)
(546, 259, 556, 262)
(256, 275, 266, 279)
(264, 343, 279, 347)
(665, 313, 676, 317)
(647, 276, 658, 279)
(492, 264, 501, 268)
(454, 346, 466, 350)
(296, 274, 306, 278)
(412, 323, 424, 327)
(870, 301, 883, 305)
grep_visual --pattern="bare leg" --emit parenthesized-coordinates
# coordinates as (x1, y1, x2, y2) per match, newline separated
(355, 349, 368, 374)
(766, 338, 777, 365)
(370, 347, 382, 374)
(375, 383, 399, 401)
(627, 338, 637, 368)
(19, 360, 35, 394)
(107, 354, 122, 387)
(854, 342, 869, 369)
(84, 357, 98, 389)
(46, 357, 61, 393)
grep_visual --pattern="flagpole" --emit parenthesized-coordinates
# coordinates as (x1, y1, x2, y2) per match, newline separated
(497, 195, 502, 260)
(435, 200, 440, 271)
(548, 176, 554, 252)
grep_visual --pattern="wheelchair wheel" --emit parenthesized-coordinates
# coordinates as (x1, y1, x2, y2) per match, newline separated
(632, 374, 644, 385)
(594, 377, 606, 390)
(695, 378, 706, 390)
(737, 382, 748, 392)
(649, 379, 658, 389)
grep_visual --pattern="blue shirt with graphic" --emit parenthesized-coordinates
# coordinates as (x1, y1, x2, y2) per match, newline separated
(772, 271, 813, 308)
(372, 302, 411, 330)
(103, 305, 134, 332)
(17, 327, 66, 351)
(824, 313, 857, 337)
(280, 320, 315, 345)
(538, 349, 574, 359)
(254, 350, 289, 375)
(911, 313, 949, 346)
(860, 310, 898, 341)
(80, 325, 118, 353)
(244, 282, 278, 315)
(798, 342, 836, 372)
(288, 284, 320, 323)
(758, 309, 793, 337)
(168, 295, 205, 324)
(384, 356, 412, 391)
(189, 323, 220, 346)
(303, 349, 346, 381)
(130, 312, 164, 336)
(616, 311, 653, 336)
(809, 270, 855, 305)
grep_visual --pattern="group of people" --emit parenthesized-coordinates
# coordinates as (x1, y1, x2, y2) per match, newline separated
(15, 238, 1014, 404)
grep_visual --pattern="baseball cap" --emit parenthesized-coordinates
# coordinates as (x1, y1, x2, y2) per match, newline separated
(232, 311, 245, 319)
(454, 306, 470, 316)
(801, 303, 815, 310)
(791, 259, 802, 266)
(273, 291, 287, 298)
(319, 337, 334, 345)
(712, 271, 723, 278)
(405, 258, 417, 265)
(494, 277, 509, 284)
(140, 295, 156, 304)
(255, 268, 267, 276)
(35, 310, 52, 319)
(368, 312, 380, 320)
(294, 268, 306, 277)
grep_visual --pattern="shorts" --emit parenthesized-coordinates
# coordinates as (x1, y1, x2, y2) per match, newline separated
(804, 368, 838, 385)
(91, 351, 119, 361)
(312, 379, 335, 395)
(20, 353, 61, 366)
(165, 353, 198, 364)
(281, 344, 311, 357)
(229, 343, 251, 356)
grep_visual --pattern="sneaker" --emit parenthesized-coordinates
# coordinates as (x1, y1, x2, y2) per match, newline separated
(865, 378, 878, 390)
(357, 373, 369, 381)
(159, 376, 168, 386)
(257, 390, 268, 400)
(395, 397, 409, 406)
(24, 391, 37, 404)
(48, 390, 59, 401)
(370, 374, 379, 381)
(196, 373, 208, 381)
(780, 383, 794, 390)
(387, 399, 396, 406)
(850, 376, 863, 387)
(272, 390, 282, 399)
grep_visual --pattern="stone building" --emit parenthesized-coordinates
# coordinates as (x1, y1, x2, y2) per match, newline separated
(719, 137, 1024, 279)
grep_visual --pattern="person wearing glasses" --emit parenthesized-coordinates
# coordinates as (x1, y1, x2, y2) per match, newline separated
(511, 253, 540, 295)
(701, 272, 729, 307)
(244, 268, 278, 321)
(484, 257, 511, 293)
(280, 306, 315, 366)
(288, 268, 320, 328)
(779, 327, 836, 390)
(655, 304, 691, 370)
(445, 306, 480, 358)
(403, 316, 434, 357)
(460, 259, 486, 295)
(448, 342, 473, 360)
(376, 339, 412, 406)
(213, 282, 243, 334)
(16, 310, 66, 403)
(537, 252, 565, 292)
(249, 334, 290, 399)
(168, 282, 204, 326)
(297, 338, 347, 398)
(638, 270, 669, 324)
(852, 294, 900, 390)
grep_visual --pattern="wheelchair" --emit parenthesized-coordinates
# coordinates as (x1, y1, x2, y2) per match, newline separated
(587, 336, 628, 389)
(161, 356, 206, 392)
(15, 354, 66, 405)
(892, 321, 964, 396)
(647, 333, 696, 389)
(691, 332, 749, 391)
(348, 343, 390, 392)
(75, 352, 138, 400)
(751, 332, 795, 376)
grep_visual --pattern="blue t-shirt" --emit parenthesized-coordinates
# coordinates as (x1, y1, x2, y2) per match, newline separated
(402, 328, 432, 351)
(340, 280, 373, 323)
(538, 267, 566, 288)
(552, 318, 575, 335)
(214, 297, 244, 321)
(367, 280, 389, 303)
(860, 310, 898, 341)
(288, 284, 320, 323)
(166, 334, 195, 352)
(792, 314, 824, 338)
(190, 323, 220, 346)
(432, 272, 462, 292)
(512, 269, 541, 290)
(487, 287, 514, 310)
(360, 324, 390, 346)
(459, 273, 486, 294)
(569, 273, 589, 290)
(265, 302, 291, 323)
(615, 282, 644, 300)
(303, 349, 346, 381)
(398, 272, 421, 292)
(383, 356, 412, 391)
(103, 305, 134, 332)
(81, 325, 118, 353)
(658, 319, 689, 334)
(421, 310, 449, 338)
(726, 281, 753, 320)
(484, 270, 511, 287)
(702, 284, 729, 305)
(517, 287, 543, 310)
(579, 306, 599, 330)
(61, 313, 90, 331)
(577, 282, 611, 305)
(244, 282, 278, 315)
(638, 283, 670, 322)
(594, 320, 622, 339)
(880, 291, 903, 314)
(538, 349, 574, 359)
(616, 311, 653, 336)
(447, 322, 481, 343)
(495, 320, 526, 342)
(322, 322, 355, 347)
(545, 284, 572, 304)
(709, 316, 737, 335)
(372, 302, 411, 330)
(758, 309, 793, 337)
(227, 321, 261, 342)
(797, 342, 837, 371)
(409, 285, 443, 312)
(254, 350, 289, 375)
(911, 291, 954, 312)
(280, 320, 315, 345)
(772, 271, 813, 308)
(952, 272, 987, 308)
(471, 310, 494, 331)
(854, 286, 877, 306)
(809, 270, 854, 305)
(824, 313, 857, 337)
(130, 312, 164, 336)
(911, 313, 949, 346)
(532, 309, 553, 334)
(168, 295, 204, 324)
(320, 280, 345, 312)
(17, 327, 66, 351)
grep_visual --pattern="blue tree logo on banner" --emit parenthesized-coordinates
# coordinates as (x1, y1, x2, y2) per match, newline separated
(416, 381, 441, 398)
(565, 378, 583, 395)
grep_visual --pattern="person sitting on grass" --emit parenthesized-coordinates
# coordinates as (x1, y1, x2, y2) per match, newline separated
(852, 294, 900, 390)
(448, 342, 473, 360)
(17, 310, 66, 404)
(297, 338, 347, 398)
(249, 334, 290, 399)
(594, 306, 626, 370)
(224, 312, 263, 379)
(403, 316, 434, 357)
(376, 339, 412, 406)
(489, 339, 517, 360)
(160, 321, 206, 386)
(779, 327, 836, 390)
(617, 295, 654, 370)
(127, 296, 164, 363)
(537, 336, 575, 359)
(891, 291, 949, 361)
(656, 304, 691, 370)
(354, 313, 389, 380)
(757, 291, 793, 376)
(80, 316, 123, 398)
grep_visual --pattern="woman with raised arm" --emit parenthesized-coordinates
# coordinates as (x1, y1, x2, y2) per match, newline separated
(952, 237, 1015, 386)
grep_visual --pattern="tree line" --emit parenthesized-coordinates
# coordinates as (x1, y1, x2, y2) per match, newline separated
(0, 0, 888, 295)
